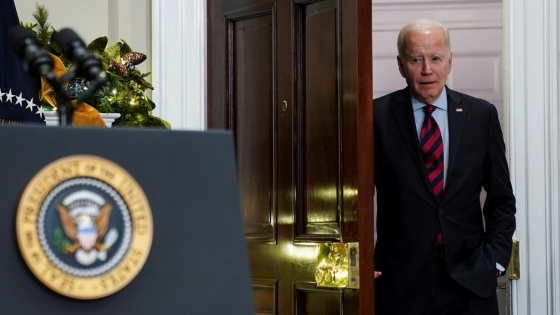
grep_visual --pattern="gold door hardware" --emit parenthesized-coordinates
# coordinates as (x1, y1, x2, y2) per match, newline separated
(508, 238, 520, 280)
(316, 242, 359, 289)
(282, 100, 288, 111)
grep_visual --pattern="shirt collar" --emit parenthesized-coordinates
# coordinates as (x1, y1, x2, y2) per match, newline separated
(411, 86, 448, 112)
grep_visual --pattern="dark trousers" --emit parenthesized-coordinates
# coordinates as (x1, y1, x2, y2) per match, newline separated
(424, 246, 499, 315)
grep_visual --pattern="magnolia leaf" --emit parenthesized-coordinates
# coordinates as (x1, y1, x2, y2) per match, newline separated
(146, 97, 156, 111)
(103, 42, 121, 60)
(125, 106, 151, 126)
(150, 116, 171, 129)
(87, 36, 108, 58)
(119, 39, 133, 57)
(119, 121, 142, 127)
(137, 95, 154, 111)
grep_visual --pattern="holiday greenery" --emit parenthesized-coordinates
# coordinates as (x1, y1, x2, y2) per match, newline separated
(22, 4, 170, 128)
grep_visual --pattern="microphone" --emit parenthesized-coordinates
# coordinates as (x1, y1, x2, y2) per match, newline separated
(54, 28, 105, 81)
(8, 26, 54, 78)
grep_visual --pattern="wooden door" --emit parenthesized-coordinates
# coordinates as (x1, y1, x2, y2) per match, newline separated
(207, 0, 373, 314)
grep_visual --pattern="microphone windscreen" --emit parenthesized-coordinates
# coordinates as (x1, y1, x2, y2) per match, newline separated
(7, 26, 39, 57)
(54, 28, 85, 59)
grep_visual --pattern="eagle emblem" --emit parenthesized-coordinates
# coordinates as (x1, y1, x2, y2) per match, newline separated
(55, 190, 119, 266)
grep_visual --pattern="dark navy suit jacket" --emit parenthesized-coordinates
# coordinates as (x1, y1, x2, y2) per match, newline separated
(373, 87, 516, 314)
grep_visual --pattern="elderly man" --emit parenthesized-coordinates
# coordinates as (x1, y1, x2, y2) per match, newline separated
(373, 19, 516, 315)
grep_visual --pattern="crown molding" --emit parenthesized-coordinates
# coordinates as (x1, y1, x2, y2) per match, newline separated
(372, 1, 502, 30)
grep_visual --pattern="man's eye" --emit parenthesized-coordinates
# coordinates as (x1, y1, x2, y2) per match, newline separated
(432, 57, 441, 61)
(412, 58, 420, 62)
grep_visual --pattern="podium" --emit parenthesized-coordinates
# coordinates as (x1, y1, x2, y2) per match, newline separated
(0, 125, 253, 314)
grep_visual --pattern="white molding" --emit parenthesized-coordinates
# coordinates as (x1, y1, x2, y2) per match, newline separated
(372, 2, 502, 31)
(546, 1, 560, 313)
(505, 0, 559, 314)
(152, 0, 207, 130)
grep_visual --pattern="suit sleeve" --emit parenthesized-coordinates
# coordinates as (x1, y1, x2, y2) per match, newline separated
(482, 105, 516, 268)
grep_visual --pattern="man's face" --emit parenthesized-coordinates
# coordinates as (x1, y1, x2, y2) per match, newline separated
(397, 29, 452, 105)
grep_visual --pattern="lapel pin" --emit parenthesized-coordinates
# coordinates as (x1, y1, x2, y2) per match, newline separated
(456, 108, 463, 112)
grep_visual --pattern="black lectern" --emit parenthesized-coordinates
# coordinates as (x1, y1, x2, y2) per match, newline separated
(0, 125, 253, 314)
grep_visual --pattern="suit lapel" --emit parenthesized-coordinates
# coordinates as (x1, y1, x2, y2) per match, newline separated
(391, 88, 435, 197)
(445, 87, 466, 193)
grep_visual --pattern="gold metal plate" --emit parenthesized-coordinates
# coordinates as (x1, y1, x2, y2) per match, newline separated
(16, 155, 153, 299)
(509, 238, 520, 280)
(316, 242, 359, 288)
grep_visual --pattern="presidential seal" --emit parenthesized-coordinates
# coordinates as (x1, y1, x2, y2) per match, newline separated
(16, 155, 153, 299)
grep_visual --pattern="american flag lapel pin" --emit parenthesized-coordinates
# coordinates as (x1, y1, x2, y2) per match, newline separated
(456, 108, 463, 112)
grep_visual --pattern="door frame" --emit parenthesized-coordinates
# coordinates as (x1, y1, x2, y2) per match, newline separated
(503, 0, 560, 314)
(151, 0, 207, 130)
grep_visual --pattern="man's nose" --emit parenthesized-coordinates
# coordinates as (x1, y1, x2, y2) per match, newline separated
(421, 61, 433, 75)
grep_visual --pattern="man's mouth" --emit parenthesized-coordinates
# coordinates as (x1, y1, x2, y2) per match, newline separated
(420, 82, 436, 85)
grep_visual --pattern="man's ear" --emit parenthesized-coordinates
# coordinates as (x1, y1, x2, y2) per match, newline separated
(448, 52, 453, 74)
(397, 56, 405, 78)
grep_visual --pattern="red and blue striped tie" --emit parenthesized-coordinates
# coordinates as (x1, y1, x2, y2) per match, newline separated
(421, 105, 444, 243)
(421, 105, 444, 200)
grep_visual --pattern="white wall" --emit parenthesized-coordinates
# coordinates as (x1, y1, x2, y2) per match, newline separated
(15, 0, 110, 46)
(107, 0, 151, 75)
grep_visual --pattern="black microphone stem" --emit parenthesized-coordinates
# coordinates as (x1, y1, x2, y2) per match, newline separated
(43, 71, 72, 127)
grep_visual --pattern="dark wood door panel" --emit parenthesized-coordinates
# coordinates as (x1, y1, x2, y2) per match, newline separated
(208, 0, 373, 313)
(295, 282, 342, 315)
(252, 278, 278, 315)
(226, 6, 277, 243)
(295, 0, 342, 242)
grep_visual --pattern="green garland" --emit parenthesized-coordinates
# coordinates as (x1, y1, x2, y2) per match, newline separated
(22, 4, 170, 128)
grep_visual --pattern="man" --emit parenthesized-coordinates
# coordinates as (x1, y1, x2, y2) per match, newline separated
(373, 19, 516, 315)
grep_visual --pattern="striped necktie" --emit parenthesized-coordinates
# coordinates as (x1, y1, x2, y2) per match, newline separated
(421, 105, 444, 200)
(421, 105, 444, 243)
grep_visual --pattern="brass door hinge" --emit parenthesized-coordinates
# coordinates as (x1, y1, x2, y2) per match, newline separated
(508, 238, 520, 280)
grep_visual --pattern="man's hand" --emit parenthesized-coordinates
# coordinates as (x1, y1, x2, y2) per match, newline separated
(375, 271, 382, 278)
